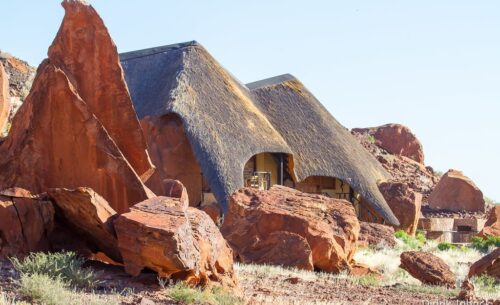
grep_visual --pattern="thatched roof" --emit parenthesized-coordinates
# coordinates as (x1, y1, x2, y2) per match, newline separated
(120, 42, 292, 211)
(247, 74, 398, 225)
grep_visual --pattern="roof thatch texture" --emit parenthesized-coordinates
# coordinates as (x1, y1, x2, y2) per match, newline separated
(120, 42, 292, 211)
(248, 74, 399, 225)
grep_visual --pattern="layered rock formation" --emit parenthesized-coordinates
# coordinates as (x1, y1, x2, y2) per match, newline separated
(478, 206, 500, 237)
(400, 251, 456, 287)
(0, 189, 54, 258)
(379, 182, 422, 235)
(0, 63, 10, 133)
(468, 248, 500, 280)
(358, 222, 396, 248)
(221, 186, 360, 273)
(47, 188, 121, 262)
(428, 170, 485, 212)
(0, 0, 154, 213)
(114, 196, 237, 287)
(352, 124, 425, 164)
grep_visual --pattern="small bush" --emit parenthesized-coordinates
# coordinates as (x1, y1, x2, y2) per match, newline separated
(437, 242, 457, 251)
(395, 230, 426, 249)
(471, 236, 500, 253)
(18, 273, 119, 305)
(10, 251, 99, 288)
(168, 282, 242, 305)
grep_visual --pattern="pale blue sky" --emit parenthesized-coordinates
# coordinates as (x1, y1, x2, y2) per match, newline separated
(1, 1, 499, 201)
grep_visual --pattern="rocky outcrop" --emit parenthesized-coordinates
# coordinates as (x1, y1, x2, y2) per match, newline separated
(358, 222, 396, 248)
(162, 179, 189, 207)
(47, 188, 121, 263)
(477, 206, 500, 238)
(48, 0, 154, 180)
(0, 0, 154, 213)
(428, 170, 485, 212)
(0, 62, 10, 133)
(379, 182, 422, 235)
(352, 124, 425, 164)
(114, 196, 237, 287)
(0, 189, 54, 258)
(468, 248, 500, 280)
(400, 251, 456, 287)
(221, 185, 360, 273)
(200, 201, 223, 226)
(352, 130, 438, 203)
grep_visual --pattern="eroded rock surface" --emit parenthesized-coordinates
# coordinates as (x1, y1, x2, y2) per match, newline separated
(477, 206, 500, 238)
(358, 222, 396, 248)
(0, 63, 10, 133)
(114, 196, 237, 287)
(400, 251, 456, 287)
(379, 181, 422, 235)
(468, 248, 500, 280)
(48, 187, 121, 262)
(352, 124, 425, 164)
(0, 189, 54, 258)
(221, 185, 360, 273)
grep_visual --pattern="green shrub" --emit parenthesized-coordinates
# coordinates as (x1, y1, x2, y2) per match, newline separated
(395, 230, 427, 249)
(18, 273, 119, 305)
(471, 275, 499, 293)
(437, 242, 457, 251)
(471, 236, 500, 253)
(11, 251, 99, 288)
(167, 282, 242, 305)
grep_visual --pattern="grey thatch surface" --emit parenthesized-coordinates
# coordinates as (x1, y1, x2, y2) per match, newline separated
(120, 42, 292, 211)
(248, 74, 398, 225)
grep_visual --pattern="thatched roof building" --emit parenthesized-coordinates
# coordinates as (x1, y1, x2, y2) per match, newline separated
(248, 74, 398, 225)
(120, 41, 292, 211)
(120, 42, 399, 225)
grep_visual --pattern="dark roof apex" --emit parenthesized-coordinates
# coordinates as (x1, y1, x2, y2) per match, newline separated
(120, 40, 200, 61)
(246, 73, 297, 90)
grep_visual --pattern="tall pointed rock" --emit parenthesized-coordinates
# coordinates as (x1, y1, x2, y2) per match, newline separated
(0, 62, 10, 133)
(0, 62, 152, 213)
(48, 0, 154, 181)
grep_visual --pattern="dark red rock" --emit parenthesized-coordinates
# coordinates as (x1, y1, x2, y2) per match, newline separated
(358, 222, 396, 248)
(468, 248, 500, 280)
(400, 251, 456, 287)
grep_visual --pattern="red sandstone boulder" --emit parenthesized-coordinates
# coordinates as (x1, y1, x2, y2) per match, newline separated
(47, 188, 121, 263)
(114, 197, 237, 287)
(0, 62, 152, 214)
(358, 222, 396, 248)
(48, 0, 154, 180)
(0, 190, 54, 258)
(400, 251, 456, 287)
(379, 181, 422, 235)
(352, 124, 425, 164)
(221, 185, 360, 273)
(468, 248, 500, 280)
(0, 62, 10, 133)
(478, 206, 500, 238)
(428, 170, 485, 212)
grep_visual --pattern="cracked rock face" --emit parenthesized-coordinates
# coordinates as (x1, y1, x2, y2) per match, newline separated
(0, 188, 54, 258)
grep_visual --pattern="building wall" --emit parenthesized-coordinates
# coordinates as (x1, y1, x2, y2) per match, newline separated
(255, 153, 279, 186)
(141, 114, 203, 206)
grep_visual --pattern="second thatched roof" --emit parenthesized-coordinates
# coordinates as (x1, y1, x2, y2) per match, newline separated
(248, 74, 398, 225)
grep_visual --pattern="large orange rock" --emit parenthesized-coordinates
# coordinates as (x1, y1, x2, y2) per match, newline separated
(352, 124, 425, 164)
(48, 0, 154, 180)
(468, 248, 500, 280)
(0, 63, 152, 213)
(478, 206, 500, 238)
(0, 189, 54, 258)
(428, 170, 485, 212)
(221, 185, 360, 273)
(379, 181, 422, 235)
(114, 197, 237, 287)
(0, 62, 10, 133)
(400, 251, 456, 287)
(47, 188, 121, 263)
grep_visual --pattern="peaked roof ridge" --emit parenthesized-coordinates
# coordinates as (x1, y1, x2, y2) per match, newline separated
(120, 41, 199, 61)
(246, 73, 298, 90)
